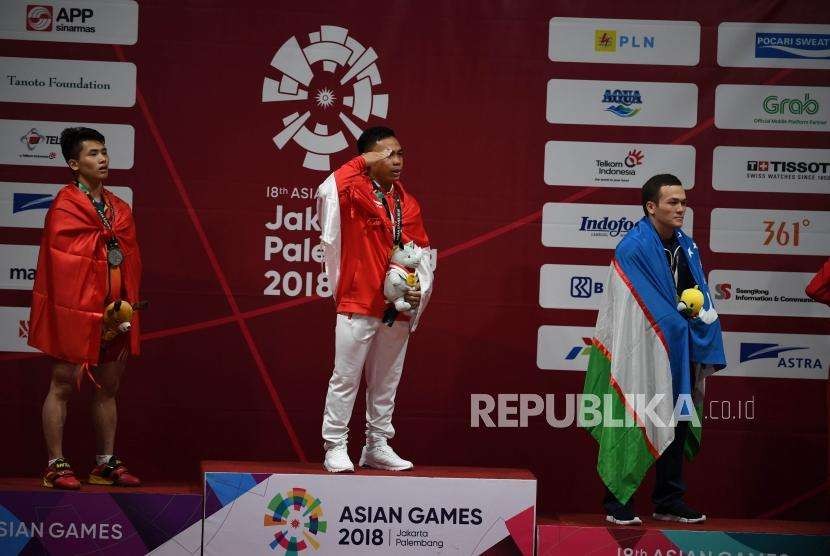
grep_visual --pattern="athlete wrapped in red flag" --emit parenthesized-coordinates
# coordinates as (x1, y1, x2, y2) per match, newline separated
(29, 127, 142, 490)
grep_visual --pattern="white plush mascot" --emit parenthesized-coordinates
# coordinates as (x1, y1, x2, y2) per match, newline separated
(382, 241, 424, 325)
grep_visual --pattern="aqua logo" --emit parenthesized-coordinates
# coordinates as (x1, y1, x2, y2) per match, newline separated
(602, 89, 642, 117)
(763, 93, 819, 115)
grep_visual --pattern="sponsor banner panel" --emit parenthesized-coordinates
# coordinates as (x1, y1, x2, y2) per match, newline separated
(709, 269, 829, 318)
(546, 79, 698, 128)
(715, 84, 830, 132)
(202, 471, 536, 555)
(0, 306, 38, 353)
(548, 18, 700, 66)
(712, 146, 830, 194)
(0, 1, 138, 45)
(0, 245, 38, 290)
(710, 208, 830, 256)
(541, 203, 693, 250)
(720, 332, 829, 380)
(0, 182, 133, 229)
(539, 264, 607, 310)
(544, 141, 695, 188)
(0, 57, 136, 106)
(718, 22, 830, 69)
(537, 523, 830, 556)
(0, 489, 202, 555)
(537, 325, 595, 371)
(0, 120, 134, 168)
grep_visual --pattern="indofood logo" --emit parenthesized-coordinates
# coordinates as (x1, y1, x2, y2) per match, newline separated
(602, 89, 642, 118)
(763, 93, 819, 115)
(262, 25, 389, 171)
(579, 215, 635, 237)
(26, 5, 53, 31)
(264, 487, 327, 553)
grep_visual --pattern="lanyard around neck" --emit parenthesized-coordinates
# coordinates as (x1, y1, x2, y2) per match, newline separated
(372, 181, 403, 248)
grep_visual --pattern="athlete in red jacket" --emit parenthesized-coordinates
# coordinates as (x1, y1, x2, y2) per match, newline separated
(29, 127, 142, 489)
(318, 127, 434, 472)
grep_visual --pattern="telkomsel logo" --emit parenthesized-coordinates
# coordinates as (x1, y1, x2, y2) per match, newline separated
(714, 282, 732, 300)
(755, 32, 830, 60)
(263, 25, 389, 171)
(26, 5, 52, 31)
(13, 192, 54, 213)
(602, 89, 642, 118)
(565, 338, 592, 360)
(570, 276, 604, 298)
(740, 342, 822, 370)
(20, 128, 45, 150)
(264, 487, 327, 553)
(18, 128, 58, 160)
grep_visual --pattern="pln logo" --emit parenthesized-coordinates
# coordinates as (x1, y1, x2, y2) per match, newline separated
(570, 276, 604, 298)
(262, 25, 389, 171)
(739, 342, 823, 370)
(595, 29, 655, 52)
(264, 487, 327, 554)
(714, 283, 732, 300)
(26, 5, 52, 31)
(602, 89, 642, 118)
(624, 149, 644, 168)
(565, 337, 592, 360)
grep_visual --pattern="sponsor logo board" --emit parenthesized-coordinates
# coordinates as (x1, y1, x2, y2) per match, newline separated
(0, 1, 138, 44)
(0, 120, 134, 168)
(0, 245, 39, 290)
(715, 84, 830, 132)
(720, 332, 828, 380)
(712, 146, 830, 194)
(548, 18, 700, 66)
(542, 203, 693, 249)
(544, 141, 695, 188)
(0, 306, 38, 353)
(539, 264, 608, 310)
(537, 325, 596, 371)
(718, 22, 830, 69)
(710, 208, 830, 256)
(0, 56, 136, 106)
(0, 182, 132, 228)
(547, 80, 698, 128)
(709, 269, 829, 318)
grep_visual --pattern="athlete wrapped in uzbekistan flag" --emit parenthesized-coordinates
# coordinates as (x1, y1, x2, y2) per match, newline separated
(582, 174, 726, 526)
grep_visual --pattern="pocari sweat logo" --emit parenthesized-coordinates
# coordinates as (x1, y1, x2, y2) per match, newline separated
(262, 25, 389, 172)
(755, 32, 830, 60)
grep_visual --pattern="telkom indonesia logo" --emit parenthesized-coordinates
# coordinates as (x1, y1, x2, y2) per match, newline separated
(26, 5, 53, 31)
(262, 25, 389, 171)
(264, 487, 327, 553)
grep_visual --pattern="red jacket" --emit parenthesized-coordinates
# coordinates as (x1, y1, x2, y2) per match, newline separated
(805, 258, 830, 307)
(334, 156, 429, 318)
(28, 184, 142, 364)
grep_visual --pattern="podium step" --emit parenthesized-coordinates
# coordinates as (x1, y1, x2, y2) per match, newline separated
(0, 478, 201, 555)
(537, 514, 830, 555)
(200, 460, 537, 555)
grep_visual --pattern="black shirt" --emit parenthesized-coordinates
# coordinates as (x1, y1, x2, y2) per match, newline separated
(662, 235, 696, 296)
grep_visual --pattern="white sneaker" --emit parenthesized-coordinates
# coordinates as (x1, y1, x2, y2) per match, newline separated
(323, 445, 354, 473)
(359, 445, 413, 471)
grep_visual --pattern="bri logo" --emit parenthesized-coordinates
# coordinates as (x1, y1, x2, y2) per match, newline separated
(579, 215, 635, 237)
(13, 193, 54, 213)
(602, 89, 642, 118)
(739, 342, 823, 369)
(755, 32, 830, 60)
(565, 338, 592, 360)
(570, 276, 604, 298)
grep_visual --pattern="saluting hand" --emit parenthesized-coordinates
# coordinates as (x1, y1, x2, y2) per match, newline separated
(362, 147, 392, 166)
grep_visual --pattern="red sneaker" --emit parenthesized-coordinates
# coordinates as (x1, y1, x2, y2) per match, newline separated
(88, 456, 141, 487)
(42, 458, 81, 490)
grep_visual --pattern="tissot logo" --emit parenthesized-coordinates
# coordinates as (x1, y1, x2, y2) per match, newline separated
(746, 160, 830, 174)
(26, 5, 52, 31)
(714, 283, 732, 300)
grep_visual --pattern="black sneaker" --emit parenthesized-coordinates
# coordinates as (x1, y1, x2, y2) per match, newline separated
(653, 501, 706, 524)
(605, 506, 642, 526)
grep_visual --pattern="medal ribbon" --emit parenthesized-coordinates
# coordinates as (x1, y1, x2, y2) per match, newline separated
(76, 181, 122, 270)
(372, 181, 403, 249)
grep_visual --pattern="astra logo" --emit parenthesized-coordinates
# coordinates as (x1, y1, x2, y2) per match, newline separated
(26, 5, 52, 31)
(579, 216, 634, 237)
(13, 193, 54, 213)
(763, 93, 819, 115)
(755, 32, 830, 60)
(740, 342, 823, 369)
(570, 276, 604, 298)
(565, 338, 592, 360)
(714, 283, 731, 300)
(602, 89, 642, 118)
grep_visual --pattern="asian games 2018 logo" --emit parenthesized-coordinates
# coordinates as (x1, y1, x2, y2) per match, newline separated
(264, 487, 327, 554)
(262, 25, 389, 171)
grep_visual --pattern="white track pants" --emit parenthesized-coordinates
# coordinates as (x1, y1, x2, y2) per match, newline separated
(322, 313, 410, 450)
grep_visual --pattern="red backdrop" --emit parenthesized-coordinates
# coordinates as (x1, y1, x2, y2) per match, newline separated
(1, 0, 828, 520)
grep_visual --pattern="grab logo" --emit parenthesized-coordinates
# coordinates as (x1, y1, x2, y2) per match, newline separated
(262, 25, 389, 171)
